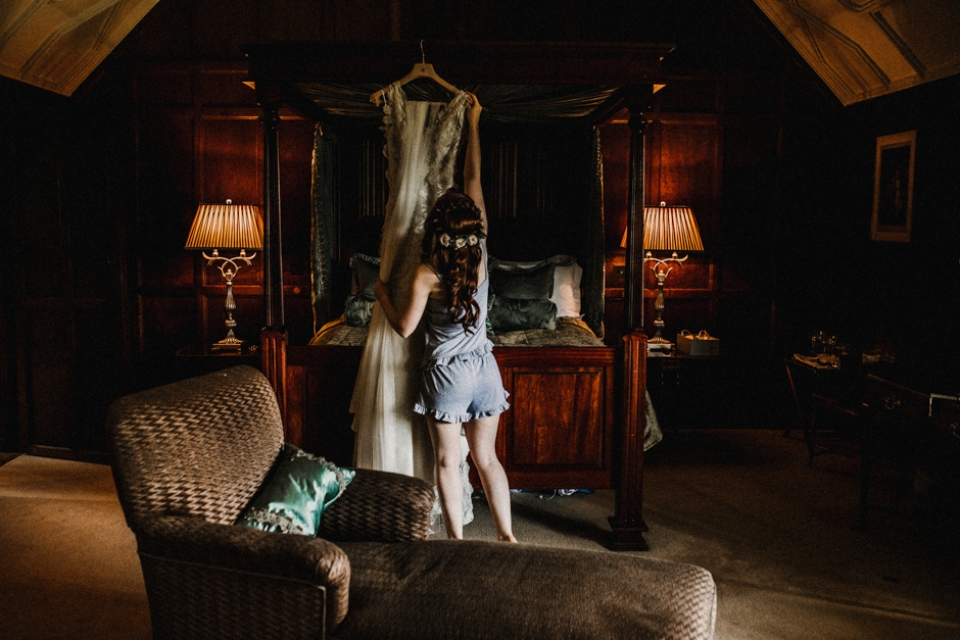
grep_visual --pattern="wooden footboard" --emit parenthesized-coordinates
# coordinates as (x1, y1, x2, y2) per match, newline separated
(284, 343, 362, 469)
(493, 346, 617, 489)
(265, 330, 649, 549)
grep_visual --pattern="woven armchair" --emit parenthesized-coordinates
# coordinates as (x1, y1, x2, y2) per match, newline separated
(106, 365, 434, 640)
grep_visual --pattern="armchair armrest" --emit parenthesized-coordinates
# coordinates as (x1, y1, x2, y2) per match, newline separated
(136, 515, 350, 635)
(318, 468, 434, 542)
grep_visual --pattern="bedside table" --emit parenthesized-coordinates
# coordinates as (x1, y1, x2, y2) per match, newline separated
(646, 350, 721, 431)
(175, 343, 261, 377)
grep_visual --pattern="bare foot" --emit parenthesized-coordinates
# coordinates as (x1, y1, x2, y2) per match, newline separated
(498, 534, 518, 543)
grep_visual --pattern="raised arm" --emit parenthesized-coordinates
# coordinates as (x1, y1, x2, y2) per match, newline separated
(463, 93, 487, 233)
(374, 265, 435, 339)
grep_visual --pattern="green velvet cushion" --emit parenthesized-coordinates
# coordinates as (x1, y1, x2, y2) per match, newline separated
(236, 444, 356, 536)
(488, 295, 558, 332)
(345, 253, 380, 327)
(489, 261, 555, 300)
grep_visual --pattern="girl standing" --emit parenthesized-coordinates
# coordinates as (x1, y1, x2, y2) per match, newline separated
(374, 94, 516, 542)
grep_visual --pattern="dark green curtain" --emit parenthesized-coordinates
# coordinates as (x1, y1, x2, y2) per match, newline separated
(310, 123, 337, 332)
(580, 127, 605, 338)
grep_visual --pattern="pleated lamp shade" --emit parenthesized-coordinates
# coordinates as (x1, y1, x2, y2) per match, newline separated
(620, 203, 704, 251)
(184, 200, 264, 250)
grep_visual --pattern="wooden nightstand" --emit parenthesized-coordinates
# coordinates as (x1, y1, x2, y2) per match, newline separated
(175, 343, 261, 377)
(646, 350, 721, 430)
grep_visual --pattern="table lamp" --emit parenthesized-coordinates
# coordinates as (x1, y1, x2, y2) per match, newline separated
(184, 199, 264, 350)
(622, 202, 703, 351)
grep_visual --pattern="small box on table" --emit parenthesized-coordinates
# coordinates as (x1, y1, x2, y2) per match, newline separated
(676, 330, 720, 356)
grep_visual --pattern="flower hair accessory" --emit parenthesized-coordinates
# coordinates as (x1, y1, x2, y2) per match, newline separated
(438, 230, 485, 249)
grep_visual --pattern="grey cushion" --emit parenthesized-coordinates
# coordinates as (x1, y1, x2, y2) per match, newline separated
(488, 295, 558, 332)
(350, 253, 381, 295)
(345, 253, 380, 327)
(344, 294, 374, 327)
(489, 261, 555, 300)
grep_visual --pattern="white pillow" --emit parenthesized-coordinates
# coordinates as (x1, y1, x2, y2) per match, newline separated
(491, 255, 582, 318)
(551, 260, 583, 318)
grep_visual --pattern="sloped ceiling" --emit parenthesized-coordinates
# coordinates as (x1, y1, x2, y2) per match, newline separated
(752, 0, 960, 105)
(0, 0, 159, 96)
(0, 0, 958, 104)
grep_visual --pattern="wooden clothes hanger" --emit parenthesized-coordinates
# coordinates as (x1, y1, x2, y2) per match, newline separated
(370, 40, 459, 106)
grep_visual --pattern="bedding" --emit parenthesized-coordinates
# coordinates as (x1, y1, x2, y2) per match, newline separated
(336, 252, 587, 335)
(310, 316, 604, 348)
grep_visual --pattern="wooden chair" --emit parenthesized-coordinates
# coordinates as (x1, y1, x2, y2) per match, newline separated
(783, 357, 863, 467)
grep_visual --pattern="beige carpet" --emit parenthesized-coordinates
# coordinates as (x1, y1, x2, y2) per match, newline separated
(0, 455, 151, 639)
(1, 430, 958, 639)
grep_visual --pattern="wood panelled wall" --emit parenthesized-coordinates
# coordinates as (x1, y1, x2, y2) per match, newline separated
(133, 63, 318, 377)
(3, 0, 957, 457)
(0, 76, 134, 459)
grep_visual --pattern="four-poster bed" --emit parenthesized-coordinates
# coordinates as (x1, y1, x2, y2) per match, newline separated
(243, 41, 671, 550)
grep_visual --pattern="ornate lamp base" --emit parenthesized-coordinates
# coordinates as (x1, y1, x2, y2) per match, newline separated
(211, 332, 245, 351)
(202, 249, 256, 353)
(645, 253, 684, 352)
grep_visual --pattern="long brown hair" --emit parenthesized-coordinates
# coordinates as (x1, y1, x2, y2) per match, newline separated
(421, 191, 485, 333)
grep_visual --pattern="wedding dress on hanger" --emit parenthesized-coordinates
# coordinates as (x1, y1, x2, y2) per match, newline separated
(351, 82, 475, 531)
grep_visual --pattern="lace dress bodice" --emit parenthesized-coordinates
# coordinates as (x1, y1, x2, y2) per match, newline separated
(378, 83, 471, 294)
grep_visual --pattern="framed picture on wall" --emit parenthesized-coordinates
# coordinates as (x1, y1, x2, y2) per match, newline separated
(871, 130, 915, 242)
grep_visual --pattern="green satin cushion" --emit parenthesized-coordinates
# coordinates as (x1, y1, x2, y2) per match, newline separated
(236, 444, 356, 536)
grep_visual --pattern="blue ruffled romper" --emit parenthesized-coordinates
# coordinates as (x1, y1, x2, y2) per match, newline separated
(414, 243, 511, 424)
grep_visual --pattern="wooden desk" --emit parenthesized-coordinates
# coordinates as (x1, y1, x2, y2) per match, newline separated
(860, 373, 960, 530)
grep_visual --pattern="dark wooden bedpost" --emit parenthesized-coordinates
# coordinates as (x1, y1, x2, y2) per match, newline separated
(261, 98, 284, 329)
(257, 88, 290, 435)
(623, 89, 649, 333)
(610, 86, 654, 551)
(610, 329, 650, 550)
